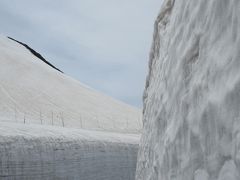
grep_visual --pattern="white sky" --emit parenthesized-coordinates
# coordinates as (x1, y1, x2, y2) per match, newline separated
(0, 0, 163, 107)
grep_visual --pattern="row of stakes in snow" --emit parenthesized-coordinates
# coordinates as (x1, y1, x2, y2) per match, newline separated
(14, 109, 66, 127)
(11, 105, 142, 131)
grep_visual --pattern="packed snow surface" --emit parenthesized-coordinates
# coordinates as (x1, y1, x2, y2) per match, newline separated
(0, 35, 141, 133)
(0, 122, 139, 180)
(136, 0, 240, 179)
(0, 35, 142, 179)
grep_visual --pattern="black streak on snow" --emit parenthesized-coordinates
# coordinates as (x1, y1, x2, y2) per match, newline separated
(7, 37, 63, 73)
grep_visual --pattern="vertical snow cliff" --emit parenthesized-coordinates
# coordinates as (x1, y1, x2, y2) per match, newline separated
(136, 0, 240, 179)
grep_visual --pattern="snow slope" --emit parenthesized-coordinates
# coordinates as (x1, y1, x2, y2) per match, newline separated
(136, 0, 240, 179)
(0, 35, 141, 179)
(0, 122, 139, 180)
(0, 35, 141, 133)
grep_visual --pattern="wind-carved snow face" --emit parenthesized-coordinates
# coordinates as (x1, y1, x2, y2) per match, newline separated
(136, 0, 240, 179)
(234, 120, 240, 165)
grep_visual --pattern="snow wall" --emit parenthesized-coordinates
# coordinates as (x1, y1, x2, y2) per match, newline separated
(136, 0, 240, 179)
(0, 123, 139, 180)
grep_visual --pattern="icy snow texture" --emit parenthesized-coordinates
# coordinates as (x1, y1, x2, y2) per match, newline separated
(0, 35, 141, 133)
(0, 122, 139, 179)
(136, 0, 240, 179)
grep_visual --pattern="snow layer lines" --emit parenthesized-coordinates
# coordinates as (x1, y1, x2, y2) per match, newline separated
(0, 122, 139, 180)
(0, 35, 141, 133)
(136, 0, 240, 179)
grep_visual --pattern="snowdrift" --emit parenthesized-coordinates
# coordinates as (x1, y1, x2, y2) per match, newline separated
(136, 0, 240, 179)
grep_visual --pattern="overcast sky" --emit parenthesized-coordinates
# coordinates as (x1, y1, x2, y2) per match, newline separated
(0, 0, 163, 108)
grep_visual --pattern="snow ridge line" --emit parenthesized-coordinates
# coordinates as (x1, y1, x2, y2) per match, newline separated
(7, 37, 63, 73)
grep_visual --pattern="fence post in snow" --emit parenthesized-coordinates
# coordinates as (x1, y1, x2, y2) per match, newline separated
(80, 115, 83, 128)
(51, 111, 53, 125)
(14, 105, 17, 122)
(24, 113, 26, 124)
(61, 112, 64, 127)
(40, 110, 42, 125)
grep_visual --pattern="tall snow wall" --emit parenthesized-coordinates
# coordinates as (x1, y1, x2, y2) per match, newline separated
(0, 123, 139, 180)
(136, 0, 240, 179)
